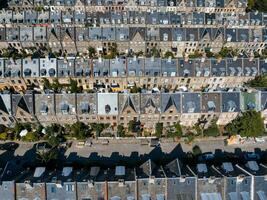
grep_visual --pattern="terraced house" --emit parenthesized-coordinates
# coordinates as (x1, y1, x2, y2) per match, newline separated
(0, 57, 265, 92)
(0, 0, 264, 57)
(0, 157, 267, 200)
(0, 90, 264, 130)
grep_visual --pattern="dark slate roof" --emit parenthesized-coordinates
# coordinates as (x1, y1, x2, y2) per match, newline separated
(221, 92, 241, 112)
(122, 95, 137, 113)
(0, 95, 9, 114)
(12, 94, 34, 115)
(182, 93, 201, 113)
(161, 93, 181, 113)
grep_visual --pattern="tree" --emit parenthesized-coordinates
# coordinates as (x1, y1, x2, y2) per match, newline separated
(12, 123, 25, 139)
(150, 47, 160, 57)
(91, 123, 110, 137)
(216, 47, 238, 58)
(117, 125, 125, 137)
(37, 148, 58, 164)
(130, 84, 142, 93)
(192, 145, 202, 156)
(51, 78, 63, 93)
(155, 123, 163, 138)
(42, 78, 52, 90)
(203, 119, 220, 137)
(246, 75, 267, 88)
(22, 132, 39, 142)
(70, 122, 91, 139)
(164, 51, 174, 59)
(88, 46, 96, 58)
(247, 0, 267, 12)
(226, 110, 265, 137)
(168, 122, 183, 138)
(188, 50, 203, 59)
(128, 120, 135, 133)
(69, 78, 82, 93)
(47, 135, 60, 147)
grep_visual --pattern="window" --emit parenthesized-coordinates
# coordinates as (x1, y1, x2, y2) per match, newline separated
(51, 186, 56, 193)
(66, 184, 74, 192)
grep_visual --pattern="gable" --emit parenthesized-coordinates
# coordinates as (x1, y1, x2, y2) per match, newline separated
(0, 96, 9, 114)
(18, 97, 31, 114)
(122, 96, 137, 114)
(132, 31, 145, 42)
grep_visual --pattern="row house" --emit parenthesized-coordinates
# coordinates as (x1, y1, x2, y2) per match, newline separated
(0, 10, 265, 28)
(1, 157, 267, 200)
(6, 0, 248, 13)
(0, 56, 264, 91)
(1, 90, 266, 129)
(0, 26, 266, 56)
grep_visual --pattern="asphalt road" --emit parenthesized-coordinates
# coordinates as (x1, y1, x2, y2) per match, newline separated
(1, 138, 267, 159)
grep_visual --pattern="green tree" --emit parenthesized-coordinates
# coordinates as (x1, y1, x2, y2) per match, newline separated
(47, 135, 60, 147)
(203, 119, 220, 137)
(150, 47, 160, 57)
(155, 123, 163, 138)
(188, 50, 203, 58)
(70, 122, 91, 139)
(51, 78, 63, 93)
(69, 78, 82, 93)
(22, 132, 39, 142)
(168, 122, 183, 138)
(192, 145, 202, 156)
(246, 75, 267, 88)
(247, 0, 267, 12)
(42, 78, 52, 90)
(91, 123, 110, 137)
(12, 123, 25, 139)
(164, 51, 174, 59)
(37, 149, 58, 164)
(117, 125, 125, 137)
(88, 46, 96, 58)
(226, 110, 265, 137)
(130, 84, 142, 93)
(128, 120, 135, 132)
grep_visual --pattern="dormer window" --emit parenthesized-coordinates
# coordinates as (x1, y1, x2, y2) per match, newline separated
(105, 104, 111, 114)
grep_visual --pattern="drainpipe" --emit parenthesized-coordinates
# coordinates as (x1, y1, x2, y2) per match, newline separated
(236, 164, 254, 200)
(105, 181, 108, 200)
(135, 178, 138, 200)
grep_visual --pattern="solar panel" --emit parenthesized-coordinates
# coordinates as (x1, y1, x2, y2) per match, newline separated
(156, 194, 165, 200)
(200, 193, 223, 200)
(197, 163, 208, 173)
(90, 167, 100, 176)
(33, 167, 45, 178)
(110, 196, 121, 200)
(229, 192, 238, 200)
(240, 192, 250, 200)
(115, 166, 125, 176)
(222, 162, 234, 173)
(246, 161, 259, 171)
(257, 191, 267, 200)
(141, 194, 151, 200)
(62, 167, 73, 177)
